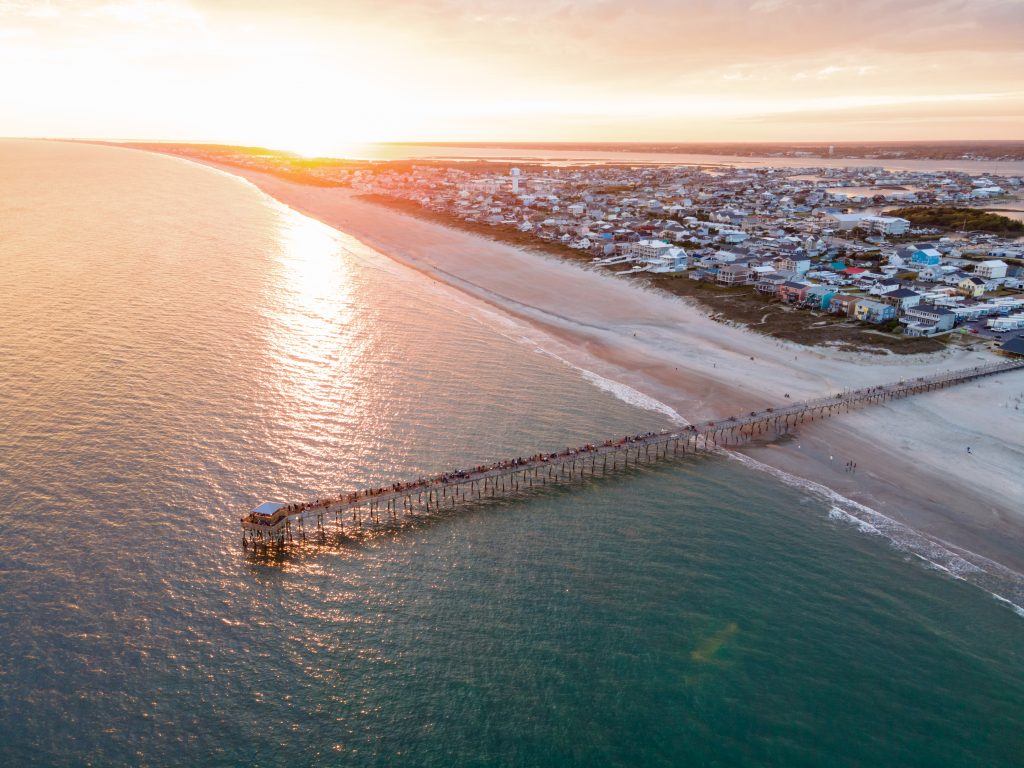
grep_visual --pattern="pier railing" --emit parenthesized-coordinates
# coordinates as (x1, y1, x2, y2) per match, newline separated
(241, 359, 1024, 548)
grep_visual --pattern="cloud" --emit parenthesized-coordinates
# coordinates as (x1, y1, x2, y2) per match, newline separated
(1, 0, 1022, 142)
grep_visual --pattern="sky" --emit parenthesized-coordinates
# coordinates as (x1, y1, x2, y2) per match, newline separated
(2, 0, 1023, 152)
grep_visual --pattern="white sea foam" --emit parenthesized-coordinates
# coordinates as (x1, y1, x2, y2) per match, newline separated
(578, 367, 687, 424)
(993, 593, 1024, 619)
(728, 450, 1024, 617)
(828, 506, 881, 536)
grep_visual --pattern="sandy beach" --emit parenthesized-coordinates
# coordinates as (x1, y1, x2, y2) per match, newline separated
(157, 153, 1024, 580)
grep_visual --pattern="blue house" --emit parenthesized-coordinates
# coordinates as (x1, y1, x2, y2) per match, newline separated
(854, 299, 897, 324)
(910, 247, 942, 266)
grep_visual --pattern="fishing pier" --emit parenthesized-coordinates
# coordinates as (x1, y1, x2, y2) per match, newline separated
(241, 360, 1023, 549)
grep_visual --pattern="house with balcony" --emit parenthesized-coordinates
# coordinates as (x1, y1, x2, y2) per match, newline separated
(958, 275, 987, 298)
(901, 304, 957, 336)
(858, 216, 910, 236)
(716, 263, 753, 286)
(754, 273, 787, 296)
(805, 284, 837, 310)
(853, 299, 896, 324)
(777, 281, 810, 304)
(829, 293, 861, 316)
(775, 255, 811, 275)
(647, 248, 689, 273)
(975, 259, 1008, 280)
(629, 239, 674, 260)
(879, 288, 922, 312)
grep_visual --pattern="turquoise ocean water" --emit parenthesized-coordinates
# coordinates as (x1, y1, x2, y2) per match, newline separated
(0, 140, 1021, 766)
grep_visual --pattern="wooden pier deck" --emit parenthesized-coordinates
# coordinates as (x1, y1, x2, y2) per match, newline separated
(241, 359, 1024, 549)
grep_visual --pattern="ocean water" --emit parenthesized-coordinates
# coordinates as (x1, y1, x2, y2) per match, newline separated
(1, 140, 1022, 767)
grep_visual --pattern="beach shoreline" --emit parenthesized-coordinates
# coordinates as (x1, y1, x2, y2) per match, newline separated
(131, 146, 1024, 584)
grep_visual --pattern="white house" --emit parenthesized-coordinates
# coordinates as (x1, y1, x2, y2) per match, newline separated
(647, 248, 689, 273)
(828, 213, 865, 231)
(918, 264, 958, 282)
(858, 216, 911, 236)
(969, 186, 1005, 198)
(629, 239, 673, 260)
(975, 259, 1008, 279)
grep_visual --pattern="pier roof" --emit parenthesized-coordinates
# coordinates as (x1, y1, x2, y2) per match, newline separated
(252, 502, 287, 516)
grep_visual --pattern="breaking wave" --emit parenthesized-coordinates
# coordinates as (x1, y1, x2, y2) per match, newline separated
(728, 450, 1024, 618)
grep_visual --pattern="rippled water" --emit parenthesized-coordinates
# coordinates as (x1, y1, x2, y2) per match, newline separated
(1, 140, 1022, 767)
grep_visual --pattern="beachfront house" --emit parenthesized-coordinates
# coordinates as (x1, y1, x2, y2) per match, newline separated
(901, 304, 957, 336)
(629, 239, 674, 260)
(853, 299, 896, 324)
(754, 274, 787, 296)
(716, 263, 753, 286)
(647, 248, 689, 273)
(777, 281, 810, 304)
(805, 284, 837, 310)
(829, 293, 861, 316)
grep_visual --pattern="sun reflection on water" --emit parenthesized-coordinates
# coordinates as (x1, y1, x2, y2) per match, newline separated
(261, 209, 367, 445)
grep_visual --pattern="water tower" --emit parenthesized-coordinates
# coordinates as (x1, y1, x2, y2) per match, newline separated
(510, 167, 521, 193)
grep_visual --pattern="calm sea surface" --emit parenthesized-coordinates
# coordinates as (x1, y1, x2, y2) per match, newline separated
(1, 140, 1021, 767)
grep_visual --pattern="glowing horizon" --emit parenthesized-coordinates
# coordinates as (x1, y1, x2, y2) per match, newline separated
(2, 0, 1023, 155)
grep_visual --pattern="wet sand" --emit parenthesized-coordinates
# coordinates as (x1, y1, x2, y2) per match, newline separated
(158, 155, 1024, 577)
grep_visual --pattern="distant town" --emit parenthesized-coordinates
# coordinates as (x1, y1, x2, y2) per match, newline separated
(403, 140, 1024, 162)
(117, 142, 1024, 357)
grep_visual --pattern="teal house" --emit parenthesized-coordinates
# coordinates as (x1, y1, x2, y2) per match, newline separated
(805, 284, 837, 310)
